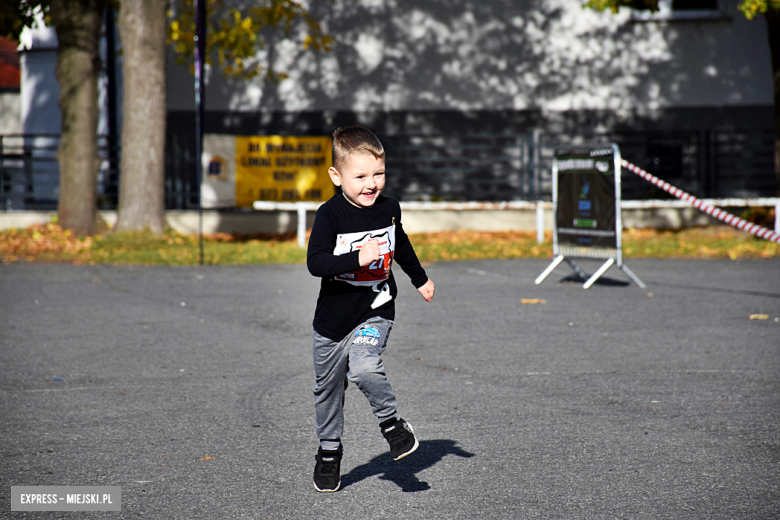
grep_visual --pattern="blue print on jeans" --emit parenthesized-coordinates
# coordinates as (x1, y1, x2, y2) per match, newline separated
(355, 327, 381, 338)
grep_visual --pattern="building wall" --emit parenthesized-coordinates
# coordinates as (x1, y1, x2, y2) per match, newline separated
(161, 0, 775, 203)
(0, 92, 21, 134)
(167, 0, 772, 116)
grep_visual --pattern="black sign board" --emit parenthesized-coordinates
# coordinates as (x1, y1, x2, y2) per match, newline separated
(555, 148, 618, 251)
(535, 144, 645, 289)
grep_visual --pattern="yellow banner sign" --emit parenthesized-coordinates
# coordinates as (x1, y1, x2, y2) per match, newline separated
(235, 136, 334, 206)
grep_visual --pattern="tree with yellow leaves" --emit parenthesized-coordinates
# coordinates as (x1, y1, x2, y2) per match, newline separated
(115, 0, 331, 234)
(168, 0, 331, 81)
(4, 1, 330, 235)
(4, 0, 105, 235)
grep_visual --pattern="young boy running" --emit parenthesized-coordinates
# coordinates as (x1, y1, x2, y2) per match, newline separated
(307, 125, 435, 492)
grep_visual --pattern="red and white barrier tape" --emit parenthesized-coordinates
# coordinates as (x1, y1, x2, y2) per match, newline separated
(621, 159, 780, 244)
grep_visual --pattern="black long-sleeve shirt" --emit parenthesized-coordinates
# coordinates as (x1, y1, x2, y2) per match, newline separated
(307, 193, 428, 341)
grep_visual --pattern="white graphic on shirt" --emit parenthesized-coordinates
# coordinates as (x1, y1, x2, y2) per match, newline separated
(333, 224, 395, 287)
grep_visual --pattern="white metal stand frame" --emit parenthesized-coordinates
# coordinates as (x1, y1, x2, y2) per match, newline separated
(535, 144, 645, 290)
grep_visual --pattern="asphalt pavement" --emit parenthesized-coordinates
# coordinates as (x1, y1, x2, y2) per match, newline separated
(1, 258, 779, 519)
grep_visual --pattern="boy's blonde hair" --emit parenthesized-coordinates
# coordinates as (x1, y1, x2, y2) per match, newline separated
(332, 126, 385, 171)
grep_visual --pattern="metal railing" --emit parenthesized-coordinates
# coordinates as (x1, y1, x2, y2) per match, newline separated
(0, 134, 119, 211)
(383, 128, 774, 201)
(382, 133, 539, 202)
(537, 128, 776, 201)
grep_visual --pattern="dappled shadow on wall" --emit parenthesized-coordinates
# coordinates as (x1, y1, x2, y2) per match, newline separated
(219, 0, 689, 119)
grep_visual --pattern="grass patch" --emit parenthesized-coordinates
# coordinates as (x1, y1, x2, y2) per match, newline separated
(410, 227, 778, 262)
(410, 230, 552, 262)
(85, 230, 307, 265)
(0, 222, 777, 265)
(0, 223, 306, 265)
(622, 227, 779, 259)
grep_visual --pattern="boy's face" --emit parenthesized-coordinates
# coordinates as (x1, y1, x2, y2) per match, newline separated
(328, 153, 385, 208)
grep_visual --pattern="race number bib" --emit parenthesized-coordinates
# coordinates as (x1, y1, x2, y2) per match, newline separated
(333, 224, 395, 286)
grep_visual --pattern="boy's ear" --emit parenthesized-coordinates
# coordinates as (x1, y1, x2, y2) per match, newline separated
(328, 167, 342, 186)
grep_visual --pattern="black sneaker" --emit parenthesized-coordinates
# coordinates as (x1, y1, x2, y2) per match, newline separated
(313, 445, 342, 492)
(380, 418, 419, 461)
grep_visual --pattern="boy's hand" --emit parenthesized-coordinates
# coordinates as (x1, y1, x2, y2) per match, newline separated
(358, 239, 382, 267)
(417, 279, 435, 302)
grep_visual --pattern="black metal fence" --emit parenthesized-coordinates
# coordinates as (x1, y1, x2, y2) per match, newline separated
(164, 130, 200, 210)
(1, 128, 775, 211)
(0, 134, 119, 211)
(382, 133, 539, 202)
(538, 128, 775, 201)
(382, 128, 775, 202)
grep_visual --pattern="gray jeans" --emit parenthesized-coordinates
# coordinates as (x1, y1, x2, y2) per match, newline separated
(312, 317, 399, 448)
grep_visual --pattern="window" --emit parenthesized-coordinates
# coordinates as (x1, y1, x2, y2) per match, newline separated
(672, 0, 718, 10)
(632, 0, 728, 21)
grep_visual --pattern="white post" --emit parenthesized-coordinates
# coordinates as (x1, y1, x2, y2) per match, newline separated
(536, 202, 544, 244)
(775, 201, 780, 235)
(297, 204, 307, 248)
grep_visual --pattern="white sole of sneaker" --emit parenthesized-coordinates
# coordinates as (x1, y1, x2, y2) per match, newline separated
(393, 422, 419, 461)
(313, 480, 341, 493)
(393, 436, 419, 461)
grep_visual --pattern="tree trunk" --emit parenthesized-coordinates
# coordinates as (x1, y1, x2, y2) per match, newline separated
(766, 9, 780, 196)
(51, 0, 105, 236)
(115, 0, 168, 233)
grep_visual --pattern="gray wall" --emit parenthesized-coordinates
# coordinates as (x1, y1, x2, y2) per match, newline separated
(167, 0, 772, 115)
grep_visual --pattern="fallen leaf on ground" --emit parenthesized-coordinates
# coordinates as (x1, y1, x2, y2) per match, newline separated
(749, 314, 769, 320)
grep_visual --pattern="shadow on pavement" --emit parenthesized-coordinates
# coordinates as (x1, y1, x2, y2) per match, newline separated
(558, 274, 631, 287)
(340, 439, 474, 492)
